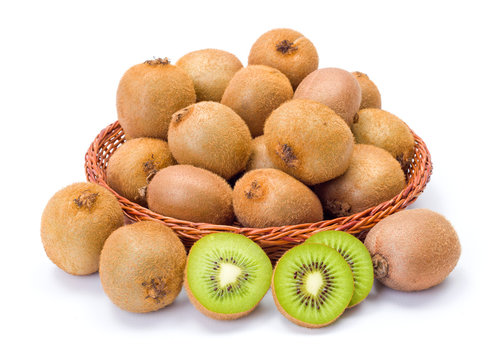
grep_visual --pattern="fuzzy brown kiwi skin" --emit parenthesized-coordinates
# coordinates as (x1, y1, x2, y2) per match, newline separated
(294, 68, 362, 127)
(248, 28, 319, 89)
(116, 58, 196, 139)
(352, 72, 382, 109)
(352, 108, 415, 170)
(99, 221, 187, 313)
(314, 144, 406, 218)
(106, 138, 176, 206)
(168, 101, 252, 180)
(147, 165, 234, 225)
(40, 182, 124, 275)
(221, 65, 293, 137)
(232, 168, 323, 228)
(245, 135, 279, 172)
(176, 49, 243, 102)
(263, 99, 354, 185)
(364, 209, 461, 292)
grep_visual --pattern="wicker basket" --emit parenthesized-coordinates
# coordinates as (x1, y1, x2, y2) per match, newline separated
(85, 121, 432, 261)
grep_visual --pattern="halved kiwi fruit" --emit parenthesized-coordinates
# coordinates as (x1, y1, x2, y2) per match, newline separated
(272, 243, 354, 328)
(185, 232, 273, 320)
(305, 231, 373, 307)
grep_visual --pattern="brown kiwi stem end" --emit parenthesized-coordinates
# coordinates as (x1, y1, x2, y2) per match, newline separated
(372, 254, 389, 279)
(73, 190, 99, 209)
(144, 57, 171, 65)
(276, 40, 298, 54)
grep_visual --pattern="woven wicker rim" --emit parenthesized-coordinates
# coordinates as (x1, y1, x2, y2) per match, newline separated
(85, 121, 432, 260)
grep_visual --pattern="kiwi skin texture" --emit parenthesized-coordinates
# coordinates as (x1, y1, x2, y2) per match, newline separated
(40, 182, 124, 275)
(221, 65, 293, 137)
(245, 135, 279, 172)
(294, 68, 362, 127)
(352, 72, 382, 109)
(248, 28, 319, 89)
(233, 168, 323, 228)
(147, 165, 234, 225)
(364, 209, 461, 292)
(264, 99, 354, 185)
(176, 49, 243, 102)
(168, 101, 252, 180)
(99, 221, 187, 313)
(352, 108, 415, 169)
(106, 138, 176, 206)
(314, 144, 406, 218)
(116, 58, 196, 139)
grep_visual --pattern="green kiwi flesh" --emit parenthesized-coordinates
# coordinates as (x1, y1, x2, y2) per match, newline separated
(305, 231, 373, 307)
(272, 243, 354, 328)
(185, 233, 273, 320)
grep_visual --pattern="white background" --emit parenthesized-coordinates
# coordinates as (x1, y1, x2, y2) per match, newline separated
(1, 0, 502, 359)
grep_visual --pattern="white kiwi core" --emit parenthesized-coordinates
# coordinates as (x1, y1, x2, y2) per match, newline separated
(219, 263, 242, 288)
(306, 272, 323, 296)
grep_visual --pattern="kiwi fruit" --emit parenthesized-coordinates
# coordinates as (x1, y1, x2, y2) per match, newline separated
(168, 101, 252, 180)
(245, 135, 278, 172)
(185, 232, 272, 320)
(364, 209, 461, 292)
(146, 165, 234, 225)
(40, 182, 124, 275)
(176, 49, 243, 102)
(248, 28, 318, 89)
(314, 144, 406, 218)
(116, 58, 196, 139)
(352, 71, 382, 109)
(263, 99, 354, 185)
(106, 138, 175, 206)
(272, 243, 354, 328)
(305, 231, 373, 307)
(352, 108, 415, 169)
(221, 65, 293, 137)
(99, 221, 186, 312)
(232, 168, 323, 228)
(293, 68, 362, 127)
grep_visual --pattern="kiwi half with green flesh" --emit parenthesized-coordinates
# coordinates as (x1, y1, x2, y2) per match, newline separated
(352, 108, 415, 170)
(364, 209, 461, 292)
(245, 135, 279, 172)
(232, 168, 323, 228)
(272, 243, 354, 328)
(116, 58, 196, 139)
(106, 138, 175, 206)
(263, 99, 354, 185)
(176, 49, 243, 102)
(146, 165, 234, 225)
(305, 231, 373, 307)
(293, 68, 362, 127)
(221, 65, 293, 137)
(41, 182, 124, 275)
(185, 232, 273, 320)
(248, 28, 318, 89)
(314, 144, 406, 218)
(352, 72, 382, 110)
(99, 221, 187, 313)
(168, 101, 252, 180)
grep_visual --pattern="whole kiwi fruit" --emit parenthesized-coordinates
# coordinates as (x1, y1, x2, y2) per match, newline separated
(99, 221, 187, 312)
(168, 101, 252, 180)
(314, 144, 406, 218)
(352, 108, 415, 169)
(116, 58, 196, 139)
(232, 168, 323, 228)
(176, 49, 243, 102)
(364, 209, 461, 292)
(106, 138, 176, 206)
(294, 68, 362, 127)
(245, 135, 278, 172)
(146, 165, 234, 225)
(263, 99, 354, 185)
(221, 65, 293, 137)
(352, 71, 382, 109)
(40, 182, 124, 275)
(248, 28, 318, 89)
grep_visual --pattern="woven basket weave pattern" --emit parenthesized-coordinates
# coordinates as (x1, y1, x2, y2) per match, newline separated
(85, 121, 432, 261)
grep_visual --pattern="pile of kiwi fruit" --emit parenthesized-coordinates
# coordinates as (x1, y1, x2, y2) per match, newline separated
(40, 28, 461, 329)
